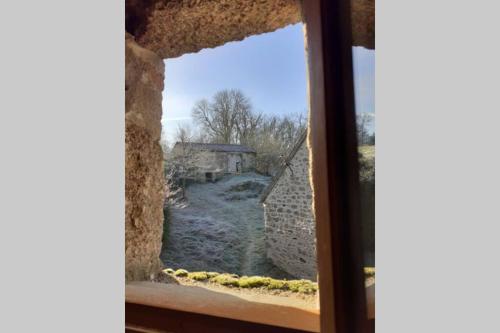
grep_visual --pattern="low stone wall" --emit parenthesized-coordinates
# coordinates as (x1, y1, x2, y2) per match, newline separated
(263, 141, 317, 280)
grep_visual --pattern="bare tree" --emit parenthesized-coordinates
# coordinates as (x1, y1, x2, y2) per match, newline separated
(191, 89, 308, 175)
(175, 124, 193, 144)
(357, 112, 374, 145)
(192, 89, 255, 144)
(164, 125, 199, 199)
(248, 112, 307, 175)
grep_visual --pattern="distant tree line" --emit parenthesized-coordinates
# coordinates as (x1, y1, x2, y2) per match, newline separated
(169, 89, 307, 176)
(162, 89, 375, 181)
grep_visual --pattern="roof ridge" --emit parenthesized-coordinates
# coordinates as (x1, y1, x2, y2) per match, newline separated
(174, 142, 252, 147)
(260, 130, 307, 203)
(173, 141, 256, 153)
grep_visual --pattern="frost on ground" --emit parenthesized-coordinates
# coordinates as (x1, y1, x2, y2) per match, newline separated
(160, 172, 295, 279)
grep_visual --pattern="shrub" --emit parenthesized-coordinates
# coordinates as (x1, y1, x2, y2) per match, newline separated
(174, 269, 189, 277)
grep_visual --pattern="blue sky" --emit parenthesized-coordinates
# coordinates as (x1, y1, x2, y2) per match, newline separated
(162, 23, 374, 143)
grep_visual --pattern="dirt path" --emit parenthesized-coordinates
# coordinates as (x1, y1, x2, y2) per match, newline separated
(161, 173, 294, 279)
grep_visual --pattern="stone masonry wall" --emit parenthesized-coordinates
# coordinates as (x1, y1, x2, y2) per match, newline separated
(125, 33, 165, 281)
(126, 0, 375, 58)
(264, 140, 316, 280)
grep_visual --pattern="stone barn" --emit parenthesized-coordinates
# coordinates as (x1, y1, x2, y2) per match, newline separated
(261, 131, 376, 281)
(172, 142, 256, 182)
(260, 131, 317, 280)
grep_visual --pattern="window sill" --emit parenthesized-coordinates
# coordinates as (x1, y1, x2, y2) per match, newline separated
(126, 281, 321, 332)
(126, 281, 375, 331)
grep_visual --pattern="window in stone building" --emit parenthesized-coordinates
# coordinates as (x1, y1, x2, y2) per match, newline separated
(125, 1, 375, 331)
(158, 23, 320, 311)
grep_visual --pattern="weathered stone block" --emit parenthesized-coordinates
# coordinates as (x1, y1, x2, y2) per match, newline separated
(125, 33, 165, 282)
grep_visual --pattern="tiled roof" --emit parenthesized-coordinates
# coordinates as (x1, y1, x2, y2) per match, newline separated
(173, 142, 256, 153)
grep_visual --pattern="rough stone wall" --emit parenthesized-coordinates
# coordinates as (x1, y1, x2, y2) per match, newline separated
(193, 151, 225, 181)
(124, 0, 374, 282)
(134, 0, 303, 59)
(264, 140, 317, 280)
(195, 151, 223, 172)
(352, 0, 375, 49)
(223, 152, 255, 173)
(127, 0, 375, 58)
(125, 33, 165, 281)
(173, 150, 255, 176)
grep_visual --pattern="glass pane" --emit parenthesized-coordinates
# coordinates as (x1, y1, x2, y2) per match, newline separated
(352, 40, 375, 319)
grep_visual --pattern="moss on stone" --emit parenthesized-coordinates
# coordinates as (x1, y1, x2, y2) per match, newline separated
(206, 272, 220, 278)
(267, 279, 287, 290)
(364, 267, 375, 277)
(174, 269, 189, 277)
(286, 280, 318, 294)
(238, 276, 272, 288)
(188, 272, 210, 281)
(209, 273, 240, 287)
(163, 268, 175, 275)
(166, 268, 319, 294)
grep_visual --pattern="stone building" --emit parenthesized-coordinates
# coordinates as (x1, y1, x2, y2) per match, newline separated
(261, 131, 317, 280)
(261, 131, 376, 281)
(172, 142, 256, 182)
(125, 0, 374, 281)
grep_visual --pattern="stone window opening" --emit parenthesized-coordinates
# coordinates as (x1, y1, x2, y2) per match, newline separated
(159, 25, 317, 283)
(125, 0, 375, 332)
(126, 20, 321, 330)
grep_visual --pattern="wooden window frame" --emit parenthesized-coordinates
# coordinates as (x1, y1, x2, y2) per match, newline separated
(126, 0, 374, 331)
(303, 0, 374, 332)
